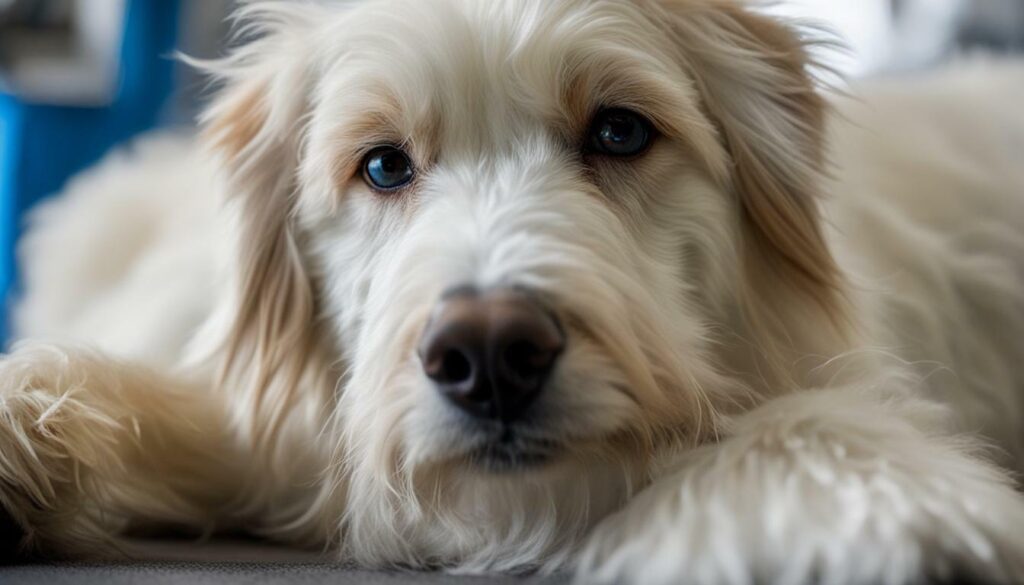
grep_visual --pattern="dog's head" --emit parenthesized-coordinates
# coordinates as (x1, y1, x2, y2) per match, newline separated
(201, 0, 847, 566)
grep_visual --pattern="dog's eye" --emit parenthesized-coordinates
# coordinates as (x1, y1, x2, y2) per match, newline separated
(588, 108, 653, 157)
(362, 146, 415, 191)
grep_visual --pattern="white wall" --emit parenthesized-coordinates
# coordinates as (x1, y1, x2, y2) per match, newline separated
(763, 0, 967, 78)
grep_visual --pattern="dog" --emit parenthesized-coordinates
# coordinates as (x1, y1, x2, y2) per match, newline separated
(2, 1, 1024, 583)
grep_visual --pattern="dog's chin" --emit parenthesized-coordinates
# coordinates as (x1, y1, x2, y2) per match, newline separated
(465, 433, 564, 473)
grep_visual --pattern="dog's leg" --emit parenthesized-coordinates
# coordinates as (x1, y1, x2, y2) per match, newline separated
(578, 385, 1024, 585)
(0, 343, 244, 559)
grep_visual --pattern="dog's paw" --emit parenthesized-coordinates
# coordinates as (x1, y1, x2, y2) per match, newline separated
(0, 345, 126, 556)
(576, 434, 1024, 585)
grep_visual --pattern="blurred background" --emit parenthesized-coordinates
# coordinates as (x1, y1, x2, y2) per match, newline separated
(1, 0, 1023, 339)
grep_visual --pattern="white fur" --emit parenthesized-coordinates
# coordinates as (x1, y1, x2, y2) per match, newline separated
(2, 1, 1024, 584)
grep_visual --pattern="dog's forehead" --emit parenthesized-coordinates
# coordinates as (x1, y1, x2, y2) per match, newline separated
(332, 0, 656, 63)
(313, 0, 682, 147)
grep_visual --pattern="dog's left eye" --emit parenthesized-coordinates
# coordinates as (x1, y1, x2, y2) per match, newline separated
(588, 108, 653, 157)
(362, 146, 415, 191)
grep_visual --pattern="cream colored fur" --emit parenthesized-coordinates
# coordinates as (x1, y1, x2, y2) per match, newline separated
(2, 1, 1024, 584)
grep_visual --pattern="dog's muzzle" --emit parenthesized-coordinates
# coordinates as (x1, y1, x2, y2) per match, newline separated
(418, 286, 565, 423)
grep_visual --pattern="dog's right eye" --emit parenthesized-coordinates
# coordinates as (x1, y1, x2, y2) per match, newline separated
(362, 146, 415, 192)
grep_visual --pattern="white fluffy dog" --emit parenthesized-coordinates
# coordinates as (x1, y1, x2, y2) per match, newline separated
(2, 1, 1024, 583)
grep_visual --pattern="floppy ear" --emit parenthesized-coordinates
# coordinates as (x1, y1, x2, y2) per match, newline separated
(198, 3, 327, 443)
(651, 0, 850, 347)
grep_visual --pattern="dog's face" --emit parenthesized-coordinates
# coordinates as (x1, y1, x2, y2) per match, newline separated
(304, 0, 737, 473)
(205, 0, 842, 565)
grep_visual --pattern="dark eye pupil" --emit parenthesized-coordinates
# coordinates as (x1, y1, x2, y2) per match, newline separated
(600, 116, 635, 144)
(590, 109, 652, 156)
(364, 147, 414, 190)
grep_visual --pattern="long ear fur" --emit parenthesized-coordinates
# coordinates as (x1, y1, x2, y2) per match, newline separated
(196, 2, 328, 446)
(650, 0, 852, 378)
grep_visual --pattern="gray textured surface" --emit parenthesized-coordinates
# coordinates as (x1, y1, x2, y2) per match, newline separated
(0, 563, 570, 585)
(0, 540, 570, 584)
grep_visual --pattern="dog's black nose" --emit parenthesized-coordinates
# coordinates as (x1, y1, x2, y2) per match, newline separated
(419, 287, 564, 422)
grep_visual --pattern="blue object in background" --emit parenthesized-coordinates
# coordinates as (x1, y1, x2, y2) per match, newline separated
(0, 0, 181, 342)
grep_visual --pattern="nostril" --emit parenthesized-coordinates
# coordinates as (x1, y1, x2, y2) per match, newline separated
(504, 341, 547, 376)
(440, 349, 473, 384)
(501, 339, 561, 390)
(504, 341, 532, 374)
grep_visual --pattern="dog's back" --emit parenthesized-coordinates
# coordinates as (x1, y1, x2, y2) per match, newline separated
(828, 61, 1024, 468)
(13, 133, 225, 368)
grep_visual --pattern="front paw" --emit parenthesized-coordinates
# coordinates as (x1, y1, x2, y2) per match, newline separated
(0, 345, 126, 556)
(577, 438, 1024, 585)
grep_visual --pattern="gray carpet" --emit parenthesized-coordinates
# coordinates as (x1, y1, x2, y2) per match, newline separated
(0, 539, 994, 584)
(0, 563, 569, 585)
(0, 540, 570, 584)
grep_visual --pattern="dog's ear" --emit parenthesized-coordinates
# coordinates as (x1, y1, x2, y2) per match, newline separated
(198, 3, 327, 442)
(651, 0, 850, 346)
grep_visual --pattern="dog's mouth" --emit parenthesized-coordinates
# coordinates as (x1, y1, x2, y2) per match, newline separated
(467, 432, 562, 472)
